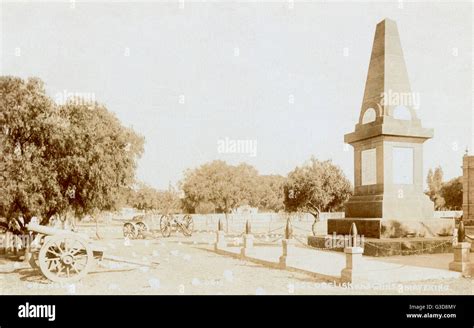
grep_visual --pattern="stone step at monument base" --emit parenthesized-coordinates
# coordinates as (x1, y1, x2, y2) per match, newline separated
(307, 235, 454, 257)
(327, 218, 454, 239)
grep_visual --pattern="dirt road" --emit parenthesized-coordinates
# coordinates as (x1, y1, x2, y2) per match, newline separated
(1, 230, 472, 295)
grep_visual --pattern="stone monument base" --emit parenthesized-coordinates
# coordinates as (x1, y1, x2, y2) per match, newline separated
(327, 217, 454, 239)
(308, 235, 453, 257)
(344, 193, 435, 222)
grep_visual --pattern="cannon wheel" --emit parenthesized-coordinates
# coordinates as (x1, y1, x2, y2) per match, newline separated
(160, 215, 172, 238)
(135, 221, 149, 239)
(123, 222, 138, 239)
(180, 215, 194, 237)
(38, 234, 94, 283)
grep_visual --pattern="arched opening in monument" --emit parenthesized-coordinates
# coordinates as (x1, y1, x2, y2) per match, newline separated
(393, 105, 412, 120)
(361, 108, 376, 124)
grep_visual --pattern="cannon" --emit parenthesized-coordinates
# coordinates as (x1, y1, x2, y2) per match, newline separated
(122, 214, 194, 239)
(122, 216, 150, 240)
(27, 223, 159, 283)
(159, 213, 194, 238)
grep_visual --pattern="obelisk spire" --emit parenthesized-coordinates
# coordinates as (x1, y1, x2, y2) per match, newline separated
(361, 18, 416, 120)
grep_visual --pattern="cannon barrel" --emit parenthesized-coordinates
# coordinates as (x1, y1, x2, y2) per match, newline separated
(26, 223, 89, 240)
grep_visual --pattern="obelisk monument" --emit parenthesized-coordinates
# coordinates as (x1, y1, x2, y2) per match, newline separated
(327, 18, 452, 238)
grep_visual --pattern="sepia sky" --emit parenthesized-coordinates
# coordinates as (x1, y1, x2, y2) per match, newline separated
(1, 0, 472, 190)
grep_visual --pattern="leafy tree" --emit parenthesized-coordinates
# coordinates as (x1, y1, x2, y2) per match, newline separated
(0, 77, 66, 226)
(440, 177, 463, 210)
(181, 160, 259, 230)
(194, 201, 216, 214)
(255, 175, 286, 212)
(426, 167, 446, 210)
(0, 76, 144, 232)
(128, 183, 182, 214)
(56, 100, 144, 219)
(157, 188, 182, 214)
(128, 183, 159, 212)
(284, 157, 352, 219)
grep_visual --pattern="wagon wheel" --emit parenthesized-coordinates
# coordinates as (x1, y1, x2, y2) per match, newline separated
(38, 234, 94, 283)
(135, 221, 149, 239)
(180, 215, 194, 237)
(123, 222, 138, 239)
(160, 215, 172, 238)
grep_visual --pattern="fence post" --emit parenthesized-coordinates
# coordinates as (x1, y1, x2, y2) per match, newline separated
(268, 214, 272, 234)
(449, 220, 471, 276)
(214, 219, 226, 251)
(240, 220, 254, 257)
(279, 218, 293, 269)
(340, 223, 366, 284)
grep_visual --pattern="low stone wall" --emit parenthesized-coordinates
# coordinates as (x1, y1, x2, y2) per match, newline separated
(308, 236, 454, 257)
(327, 218, 455, 239)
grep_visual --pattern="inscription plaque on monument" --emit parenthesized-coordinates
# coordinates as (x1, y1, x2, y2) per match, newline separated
(392, 147, 413, 185)
(361, 149, 377, 186)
